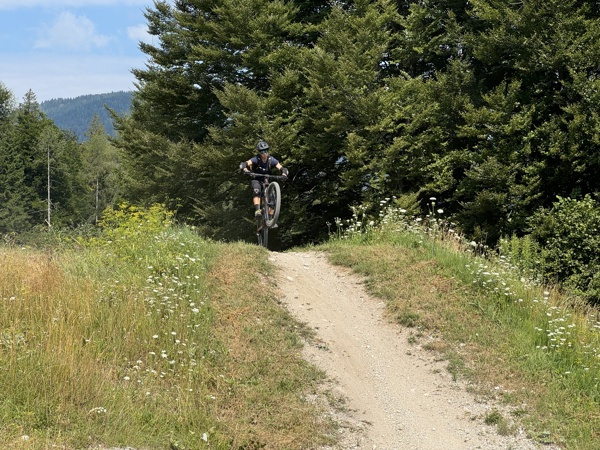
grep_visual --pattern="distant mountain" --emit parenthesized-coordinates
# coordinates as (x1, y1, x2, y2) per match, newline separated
(40, 91, 133, 142)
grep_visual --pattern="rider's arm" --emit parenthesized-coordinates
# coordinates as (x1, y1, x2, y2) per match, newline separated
(276, 163, 289, 177)
(240, 159, 253, 172)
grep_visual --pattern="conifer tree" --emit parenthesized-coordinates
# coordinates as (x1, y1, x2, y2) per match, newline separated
(0, 87, 32, 232)
(460, 0, 600, 239)
(82, 114, 122, 224)
(115, 0, 326, 244)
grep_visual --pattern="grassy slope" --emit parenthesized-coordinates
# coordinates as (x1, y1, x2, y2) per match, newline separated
(0, 228, 335, 449)
(2, 218, 600, 449)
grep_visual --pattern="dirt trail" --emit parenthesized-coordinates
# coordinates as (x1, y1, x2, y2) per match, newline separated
(270, 251, 553, 450)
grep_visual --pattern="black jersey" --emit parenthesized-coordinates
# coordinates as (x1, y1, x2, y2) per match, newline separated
(250, 155, 279, 176)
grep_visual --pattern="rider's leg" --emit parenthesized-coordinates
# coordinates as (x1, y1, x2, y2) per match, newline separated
(251, 180, 261, 217)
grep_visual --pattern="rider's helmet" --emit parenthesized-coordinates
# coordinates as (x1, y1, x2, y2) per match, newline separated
(256, 141, 270, 153)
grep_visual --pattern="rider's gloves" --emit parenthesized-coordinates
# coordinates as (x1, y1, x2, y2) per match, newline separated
(281, 167, 289, 179)
(240, 161, 248, 171)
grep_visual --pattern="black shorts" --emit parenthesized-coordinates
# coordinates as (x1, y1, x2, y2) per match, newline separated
(251, 179, 261, 197)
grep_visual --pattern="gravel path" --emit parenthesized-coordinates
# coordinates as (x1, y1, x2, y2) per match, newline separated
(271, 251, 556, 450)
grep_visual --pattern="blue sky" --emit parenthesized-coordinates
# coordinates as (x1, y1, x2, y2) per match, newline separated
(0, 0, 158, 102)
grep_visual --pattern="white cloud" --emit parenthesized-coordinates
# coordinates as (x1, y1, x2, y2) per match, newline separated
(0, 0, 150, 10)
(127, 23, 152, 45)
(35, 11, 112, 51)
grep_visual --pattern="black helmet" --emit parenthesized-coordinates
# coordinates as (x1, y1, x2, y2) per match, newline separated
(256, 141, 270, 152)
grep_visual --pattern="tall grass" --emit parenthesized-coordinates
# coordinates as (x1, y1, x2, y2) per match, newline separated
(321, 199, 600, 448)
(0, 204, 335, 449)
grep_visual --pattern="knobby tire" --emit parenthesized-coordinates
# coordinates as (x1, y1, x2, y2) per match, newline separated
(265, 182, 281, 228)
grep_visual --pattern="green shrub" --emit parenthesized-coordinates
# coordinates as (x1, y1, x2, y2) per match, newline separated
(82, 202, 172, 248)
(98, 202, 174, 238)
(529, 195, 600, 304)
(498, 233, 544, 282)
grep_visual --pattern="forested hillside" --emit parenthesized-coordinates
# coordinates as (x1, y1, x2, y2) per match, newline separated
(40, 91, 132, 141)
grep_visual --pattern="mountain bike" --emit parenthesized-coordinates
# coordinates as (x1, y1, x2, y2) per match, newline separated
(244, 173, 286, 248)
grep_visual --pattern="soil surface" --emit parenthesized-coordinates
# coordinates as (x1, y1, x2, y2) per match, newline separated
(271, 251, 556, 450)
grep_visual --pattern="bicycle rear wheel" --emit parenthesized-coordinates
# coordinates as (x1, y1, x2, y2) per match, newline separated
(261, 225, 268, 248)
(256, 215, 269, 249)
(265, 182, 281, 228)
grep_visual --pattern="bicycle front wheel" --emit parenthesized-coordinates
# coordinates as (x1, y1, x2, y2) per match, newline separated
(265, 182, 281, 228)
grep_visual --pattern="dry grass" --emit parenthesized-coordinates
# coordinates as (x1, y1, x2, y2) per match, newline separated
(0, 232, 337, 449)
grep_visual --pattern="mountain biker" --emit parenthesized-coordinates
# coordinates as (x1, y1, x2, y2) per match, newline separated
(240, 140, 289, 219)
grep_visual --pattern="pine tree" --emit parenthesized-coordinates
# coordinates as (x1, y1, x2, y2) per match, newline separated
(82, 114, 122, 224)
(0, 99, 32, 232)
(115, 0, 327, 244)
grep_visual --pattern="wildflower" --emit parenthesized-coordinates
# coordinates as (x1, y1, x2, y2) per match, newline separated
(124, 376, 130, 381)
(437, 209, 443, 214)
(202, 433, 209, 442)
(152, 335, 159, 339)
(430, 197, 436, 201)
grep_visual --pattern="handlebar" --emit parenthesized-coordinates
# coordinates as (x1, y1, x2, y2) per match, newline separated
(243, 172, 287, 181)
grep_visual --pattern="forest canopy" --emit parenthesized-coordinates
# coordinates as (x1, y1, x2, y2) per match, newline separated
(111, 0, 600, 249)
